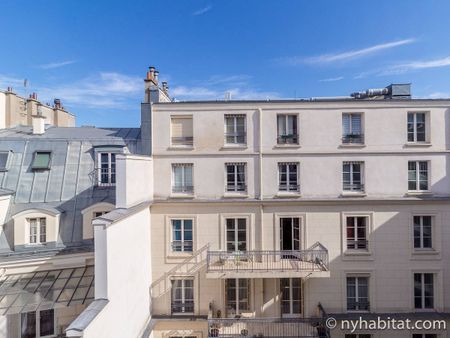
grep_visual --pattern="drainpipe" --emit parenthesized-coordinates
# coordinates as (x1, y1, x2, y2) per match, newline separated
(258, 108, 263, 200)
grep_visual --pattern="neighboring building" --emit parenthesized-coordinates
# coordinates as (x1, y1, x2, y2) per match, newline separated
(0, 121, 140, 337)
(0, 89, 75, 129)
(2, 67, 450, 338)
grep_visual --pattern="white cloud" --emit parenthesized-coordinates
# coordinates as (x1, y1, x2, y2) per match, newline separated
(284, 38, 415, 65)
(319, 76, 344, 82)
(0, 74, 26, 89)
(38, 60, 77, 70)
(425, 92, 450, 99)
(192, 5, 212, 16)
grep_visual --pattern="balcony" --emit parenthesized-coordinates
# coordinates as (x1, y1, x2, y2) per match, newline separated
(206, 250, 329, 279)
(208, 317, 328, 338)
(342, 133, 364, 145)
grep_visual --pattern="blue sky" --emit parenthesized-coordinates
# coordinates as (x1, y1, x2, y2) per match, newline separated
(1, 1, 450, 127)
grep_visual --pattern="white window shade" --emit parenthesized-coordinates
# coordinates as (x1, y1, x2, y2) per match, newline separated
(171, 117, 193, 145)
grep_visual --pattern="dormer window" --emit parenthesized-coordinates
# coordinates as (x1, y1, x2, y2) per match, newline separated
(97, 152, 116, 186)
(32, 151, 51, 170)
(0, 151, 10, 171)
(28, 217, 47, 244)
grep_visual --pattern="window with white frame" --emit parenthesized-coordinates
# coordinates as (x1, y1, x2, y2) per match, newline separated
(21, 309, 54, 338)
(28, 218, 46, 244)
(225, 163, 246, 192)
(277, 114, 298, 144)
(347, 276, 369, 311)
(408, 112, 427, 143)
(408, 161, 429, 191)
(97, 152, 116, 186)
(278, 162, 299, 192)
(342, 113, 363, 144)
(413, 216, 433, 250)
(346, 216, 368, 250)
(171, 116, 193, 146)
(172, 163, 194, 194)
(171, 278, 194, 314)
(280, 278, 302, 316)
(171, 219, 193, 252)
(225, 114, 246, 145)
(412, 334, 437, 338)
(226, 279, 250, 315)
(226, 218, 247, 252)
(414, 273, 434, 309)
(343, 162, 364, 192)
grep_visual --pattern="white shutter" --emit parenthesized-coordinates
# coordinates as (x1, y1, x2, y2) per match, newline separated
(171, 117, 193, 138)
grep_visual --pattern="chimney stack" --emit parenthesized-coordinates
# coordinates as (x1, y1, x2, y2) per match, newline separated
(29, 92, 38, 100)
(31, 114, 46, 135)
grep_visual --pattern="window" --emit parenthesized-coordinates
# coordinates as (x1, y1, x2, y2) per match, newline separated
(414, 273, 434, 309)
(346, 217, 367, 250)
(97, 152, 116, 186)
(225, 163, 246, 192)
(172, 164, 193, 193)
(347, 276, 369, 311)
(93, 211, 109, 218)
(342, 113, 363, 144)
(225, 114, 246, 145)
(345, 335, 371, 338)
(343, 162, 364, 192)
(0, 151, 9, 171)
(412, 335, 437, 338)
(280, 278, 302, 316)
(32, 151, 51, 170)
(278, 163, 299, 192)
(29, 218, 46, 244)
(172, 219, 193, 252)
(226, 279, 250, 315)
(171, 278, 194, 314)
(408, 112, 427, 142)
(171, 116, 193, 146)
(21, 309, 54, 338)
(414, 216, 433, 249)
(277, 114, 298, 144)
(408, 161, 429, 191)
(226, 218, 247, 252)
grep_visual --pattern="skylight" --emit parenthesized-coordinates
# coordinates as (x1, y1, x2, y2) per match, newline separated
(32, 151, 52, 170)
(0, 152, 9, 171)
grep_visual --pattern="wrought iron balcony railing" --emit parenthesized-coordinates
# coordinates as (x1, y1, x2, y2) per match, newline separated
(277, 134, 299, 145)
(346, 239, 369, 250)
(342, 133, 364, 144)
(278, 184, 300, 192)
(347, 300, 370, 311)
(207, 250, 329, 274)
(171, 301, 195, 314)
(342, 183, 365, 192)
(208, 317, 328, 338)
(225, 133, 247, 144)
(172, 185, 194, 194)
(95, 168, 116, 187)
(171, 136, 194, 146)
(226, 184, 247, 193)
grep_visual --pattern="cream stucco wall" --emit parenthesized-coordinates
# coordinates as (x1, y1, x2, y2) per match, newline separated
(81, 202, 115, 240)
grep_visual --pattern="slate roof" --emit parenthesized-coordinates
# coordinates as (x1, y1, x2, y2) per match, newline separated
(0, 126, 141, 259)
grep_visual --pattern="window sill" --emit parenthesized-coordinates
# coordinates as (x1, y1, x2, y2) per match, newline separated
(167, 252, 194, 259)
(344, 250, 371, 256)
(273, 144, 301, 149)
(404, 142, 432, 148)
(406, 191, 433, 197)
(167, 146, 194, 151)
(221, 144, 248, 150)
(276, 192, 301, 198)
(223, 192, 249, 199)
(339, 143, 366, 148)
(170, 193, 195, 199)
(341, 191, 367, 197)
(412, 249, 440, 256)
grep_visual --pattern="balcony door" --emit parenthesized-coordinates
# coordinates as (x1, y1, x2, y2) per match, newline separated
(280, 217, 301, 253)
(226, 218, 247, 252)
(225, 279, 250, 317)
(280, 278, 302, 317)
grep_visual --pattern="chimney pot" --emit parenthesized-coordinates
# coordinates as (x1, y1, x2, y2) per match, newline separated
(54, 98, 61, 109)
(6, 87, 13, 92)
(153, 70, 159, 84)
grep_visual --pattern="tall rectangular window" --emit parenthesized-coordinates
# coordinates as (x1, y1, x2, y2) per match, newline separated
(408, 161, 429, 191)
(414, 273, 434, 309)
(343, 162, 364, 192)
(226, 279, 250, 315)
(226, 218, 247, 252)
(408, 112, 427, 142)
(278, 163, 299, 192)
(346, 216, 367, 250)
(413, 216, 433, 249)
(171, 116, 193, 146)
(342, 113, 363, 144)
(225, 114, 246, 145)
(98, 152, 116, 186)
(172, 164, 193, 194)
(277, 114, 298, 144)
(171, 278, 194, 314)
(21, 309, 54, 338)
(226, 163, 246, 192)
(347, 276, 369, 311)
(39, 309, 55, 337)
(171, 219, 193, 252)
(29, 218, 46, 244)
